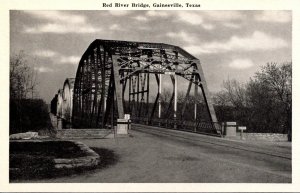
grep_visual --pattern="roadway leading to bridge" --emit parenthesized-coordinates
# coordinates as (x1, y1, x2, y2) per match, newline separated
(27, 124, 291, 183)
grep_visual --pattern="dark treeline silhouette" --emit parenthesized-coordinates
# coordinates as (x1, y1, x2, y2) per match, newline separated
(10, 51, 51, 134)
(10, 99, 51, 134)
(213, 62, 292, 140)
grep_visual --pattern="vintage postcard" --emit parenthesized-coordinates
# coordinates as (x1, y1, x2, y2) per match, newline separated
(0, 0, 299, 192)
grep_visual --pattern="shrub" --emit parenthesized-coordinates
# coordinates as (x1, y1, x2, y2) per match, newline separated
(9, 99, 52, 134)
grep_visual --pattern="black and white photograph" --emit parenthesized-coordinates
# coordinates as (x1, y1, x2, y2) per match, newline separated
(1, 0, 299, 191)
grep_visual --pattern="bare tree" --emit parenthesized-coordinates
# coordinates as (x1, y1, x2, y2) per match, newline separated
(221, 78, 248, 108)
(213, 90, 230, 107)
(254, 62, 291, 110)
(253, 62, 292, 139)
(10, 51, 38, 99)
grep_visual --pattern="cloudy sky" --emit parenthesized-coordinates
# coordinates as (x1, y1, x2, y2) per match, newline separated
(10, 10, 292, 103)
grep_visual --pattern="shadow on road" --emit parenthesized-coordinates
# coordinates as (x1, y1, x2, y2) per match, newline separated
(10, 147, 119, 182)
(91, 147, 119, 169)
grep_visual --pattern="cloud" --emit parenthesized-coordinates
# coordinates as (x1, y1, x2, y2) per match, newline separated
(166, 31, 198, 43)
(134, 16, 148, 21)
(23, 11, 101, 34)
(23, 11, 86, 24)
(32, 49, 80, 65)
(59, 56, 81, 64)
(34, 66, 54, 73)
(175, 11, 242, 30)
(108, 10, 130, 16)
(24, 23, 101, 34)
(109, 24, 120, 30)
(228, 59, 254, 69)
(33, 50, 57, 58)
(202, 23, 215, 30)
(175, 11, 215, 30)
(203, 11, 244, 21)
(146, 11, 170, 17)
(183, 45, 212, 55)
(226, 31, 288, 51)
(222, 22, 241, 29)
(138, 26, 151, 30)
(255, 11, 291, 23)
(177, 11, 203, 25)
(184, 31, 288, 55)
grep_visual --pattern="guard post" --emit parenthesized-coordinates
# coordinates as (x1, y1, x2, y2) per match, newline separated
(224, 122, 237, 137)
(116, 114, 131, 135)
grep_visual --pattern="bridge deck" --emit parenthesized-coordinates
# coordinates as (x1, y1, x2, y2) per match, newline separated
(24, 124, 291, 183)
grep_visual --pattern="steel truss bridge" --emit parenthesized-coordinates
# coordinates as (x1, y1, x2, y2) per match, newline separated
(71, 39, 221, 135)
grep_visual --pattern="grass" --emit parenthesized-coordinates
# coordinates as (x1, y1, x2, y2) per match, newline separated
(10, 141, 87, 158)
(10, 141, 119, 181)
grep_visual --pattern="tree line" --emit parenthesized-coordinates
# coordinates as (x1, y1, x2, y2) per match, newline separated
(158, 62, 291, 138)
(213, 62, 291, 138)
(10, 51, 51, 134)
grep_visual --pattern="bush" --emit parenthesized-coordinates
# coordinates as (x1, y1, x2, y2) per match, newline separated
(10, 99, 52, 134)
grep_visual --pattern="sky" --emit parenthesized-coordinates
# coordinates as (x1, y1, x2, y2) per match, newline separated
(10, 10, 292, 103)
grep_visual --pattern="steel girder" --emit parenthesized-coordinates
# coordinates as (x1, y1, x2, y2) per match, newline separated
(72, 39, 220, 134)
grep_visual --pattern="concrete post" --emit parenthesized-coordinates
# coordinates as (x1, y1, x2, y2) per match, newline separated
(57, 117, 63, 130)
(224, 122, 237, 137)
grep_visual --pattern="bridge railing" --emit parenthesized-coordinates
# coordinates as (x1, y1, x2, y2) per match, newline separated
(131, 117, 222, 136)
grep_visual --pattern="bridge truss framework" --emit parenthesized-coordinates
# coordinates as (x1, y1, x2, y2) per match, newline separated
(72, 39, 221, 135)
